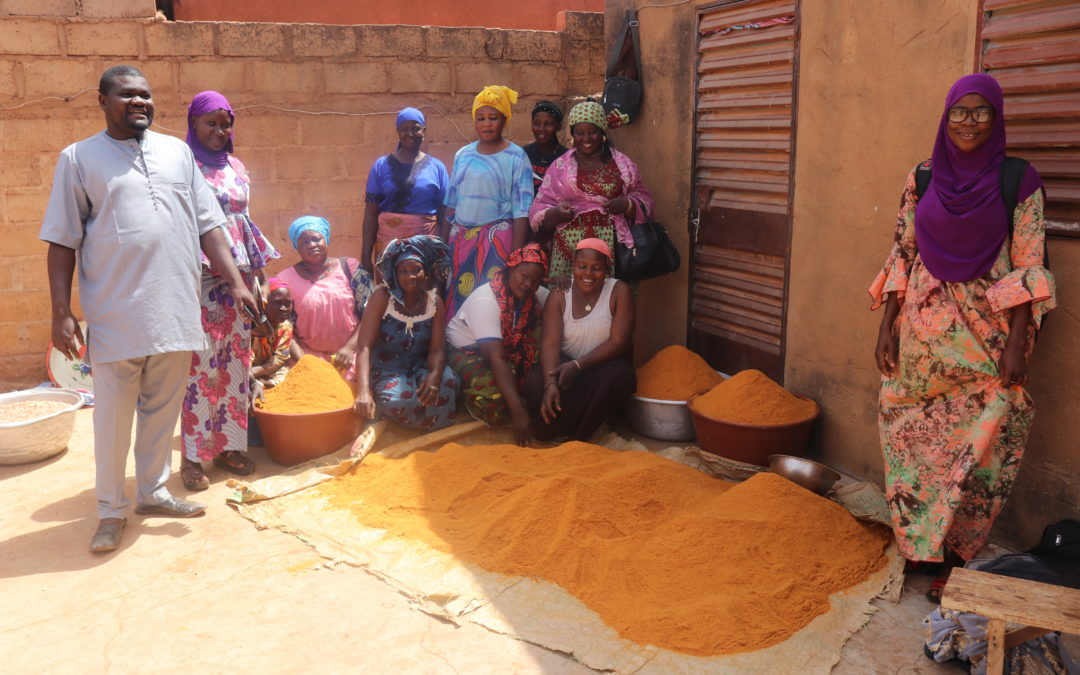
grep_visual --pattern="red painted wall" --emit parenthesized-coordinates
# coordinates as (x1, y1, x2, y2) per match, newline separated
(173, 0, 604, 31)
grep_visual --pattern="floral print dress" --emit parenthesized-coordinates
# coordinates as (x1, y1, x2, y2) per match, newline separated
(868, 165, 1055, 562)
(181, 156, 279, 462)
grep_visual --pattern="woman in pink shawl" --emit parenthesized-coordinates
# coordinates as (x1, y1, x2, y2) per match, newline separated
(528, 100, 655, 283)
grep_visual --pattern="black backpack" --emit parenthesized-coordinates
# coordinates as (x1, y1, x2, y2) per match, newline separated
(914, 156, 1049, 267)
(602, 9, 643, 124)
(1028, 519, 1080, 589)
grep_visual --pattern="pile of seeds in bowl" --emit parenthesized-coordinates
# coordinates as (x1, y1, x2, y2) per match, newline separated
(0, 400, 72, 424)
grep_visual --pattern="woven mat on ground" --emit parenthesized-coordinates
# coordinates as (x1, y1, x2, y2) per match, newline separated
(229, 422, 904, 674)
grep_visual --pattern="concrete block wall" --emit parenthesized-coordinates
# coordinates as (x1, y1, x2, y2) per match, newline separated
(0, 12, 606, 385)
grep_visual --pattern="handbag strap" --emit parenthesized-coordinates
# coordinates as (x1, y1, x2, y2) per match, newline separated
(606, 9, 642, 83)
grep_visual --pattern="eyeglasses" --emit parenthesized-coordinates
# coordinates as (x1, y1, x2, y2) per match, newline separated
(947, 106, 994, 124)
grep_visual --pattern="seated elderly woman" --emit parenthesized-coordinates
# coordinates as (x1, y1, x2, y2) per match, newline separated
(354, 235, 458, 431)
(529, 99, 654, 284)
(446, 243, 550, 445)
(275, 216, 373, 381)
(525, 238, 635, 441)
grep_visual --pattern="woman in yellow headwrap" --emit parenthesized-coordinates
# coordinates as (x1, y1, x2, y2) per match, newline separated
(443, 85, 534, 320)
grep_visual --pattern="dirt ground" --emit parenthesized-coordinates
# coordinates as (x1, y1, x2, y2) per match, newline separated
(0, 408, 1050, 674)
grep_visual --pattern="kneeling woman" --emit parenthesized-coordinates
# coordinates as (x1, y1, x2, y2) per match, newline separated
(355, 235, 458, 430)
(446, 243, 549, 445)
(526, 238, 635, 441)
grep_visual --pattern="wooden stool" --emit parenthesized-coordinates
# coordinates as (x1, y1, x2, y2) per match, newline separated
(940, 566, 1080, 675)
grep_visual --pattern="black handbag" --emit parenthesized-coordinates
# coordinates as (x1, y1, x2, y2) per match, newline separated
(615, 220, 681, 282)
(603, 10, 643, 124)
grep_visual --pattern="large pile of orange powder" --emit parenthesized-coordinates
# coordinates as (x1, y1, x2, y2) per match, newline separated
(258, 355, 354, 414)
(692, 369, 817, 425)
(315, 442, 888, 655)
(635, 345, 724, 401)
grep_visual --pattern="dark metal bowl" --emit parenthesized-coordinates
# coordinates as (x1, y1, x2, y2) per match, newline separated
(768, 454, 841, 495)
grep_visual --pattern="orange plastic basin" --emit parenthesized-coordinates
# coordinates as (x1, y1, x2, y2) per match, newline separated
(252, 405, 362, 466)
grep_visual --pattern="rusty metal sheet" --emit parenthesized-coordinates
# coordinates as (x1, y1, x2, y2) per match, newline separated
(1004, 91, 1080, 119)
(698, 0, 796, 31)
(983, 0, 1080, 236)
(691, 0, 799, 376)
(981, 2, 1080, 40)
(982, 29, 1080, 68)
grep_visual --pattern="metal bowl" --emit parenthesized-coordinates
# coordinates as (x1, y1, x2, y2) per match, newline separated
(625, 395, 696, 442)
(0, 388, 84, 465)
(768, 454, 841, 495)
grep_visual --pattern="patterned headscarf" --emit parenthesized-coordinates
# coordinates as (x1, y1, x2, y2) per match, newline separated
(266, 277, 289, 293)
(489, 243, 548, 387)
(567, 100, 607, 131)
(186, 90, 234, 170)
(288, 215, 332, 249)
(472, 85, 518, 122)
(567, 99, 629, 132)
(376, 234, 451, 303)
(532, 100, 564, 127)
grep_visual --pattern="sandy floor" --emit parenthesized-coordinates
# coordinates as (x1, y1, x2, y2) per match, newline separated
(0, 407, 1034, 673)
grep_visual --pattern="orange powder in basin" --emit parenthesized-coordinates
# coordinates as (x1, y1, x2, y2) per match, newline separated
(635, 345, 724, 401)
(315, 443, 888, 656)
(258, 355, 353, 414)
(692, 369, 817, 425)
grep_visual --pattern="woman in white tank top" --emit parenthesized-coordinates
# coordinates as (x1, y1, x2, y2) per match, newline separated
(525, 238, 636, 441)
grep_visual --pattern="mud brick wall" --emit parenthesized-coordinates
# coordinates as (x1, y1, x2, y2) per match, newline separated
(0, 9, 605, 384)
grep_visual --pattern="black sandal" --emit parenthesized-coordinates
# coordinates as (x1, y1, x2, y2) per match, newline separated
(212, 451, 256, 476)
(181, 461, 210, 491)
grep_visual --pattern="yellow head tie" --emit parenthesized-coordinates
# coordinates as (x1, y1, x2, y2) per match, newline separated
(472, 85, 519, 123)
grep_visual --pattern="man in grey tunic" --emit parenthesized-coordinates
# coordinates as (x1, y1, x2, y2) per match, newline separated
(40, 65, 258, 553)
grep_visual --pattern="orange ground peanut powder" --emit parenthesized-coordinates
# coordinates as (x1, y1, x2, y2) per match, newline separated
(258, 355, 354, 414)
(315, 442, 889, 656)
(635, 345, 724, 401)
(692, 369, 817, 425)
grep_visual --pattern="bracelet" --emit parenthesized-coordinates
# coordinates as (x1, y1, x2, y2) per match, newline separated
(571, 359, 582, 371)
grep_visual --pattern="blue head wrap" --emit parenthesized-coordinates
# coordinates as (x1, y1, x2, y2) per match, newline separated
(376, 234, 450, 302)
(288, 216, 332, 249)
(396, 107, 425, 128)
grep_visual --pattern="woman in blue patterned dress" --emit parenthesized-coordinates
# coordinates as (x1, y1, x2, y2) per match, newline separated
(443, 85, 533, 320)
(354, 235, 458, 430)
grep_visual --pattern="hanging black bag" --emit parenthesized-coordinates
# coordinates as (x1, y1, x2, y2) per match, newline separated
(602, 9, 643, 124)
(615, 220, 681, 282)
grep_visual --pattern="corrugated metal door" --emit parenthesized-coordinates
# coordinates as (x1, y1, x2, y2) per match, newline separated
(689, 0, 798, 381)
(980, 0, 1080, 236)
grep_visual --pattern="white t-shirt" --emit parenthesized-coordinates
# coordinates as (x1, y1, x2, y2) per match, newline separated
(39, 130, 226, 364)
(446, 282, 550, 349)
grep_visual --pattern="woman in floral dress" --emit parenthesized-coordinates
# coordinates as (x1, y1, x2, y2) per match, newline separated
(869, 74, 1056, 599)
(180, 91, 279, 491)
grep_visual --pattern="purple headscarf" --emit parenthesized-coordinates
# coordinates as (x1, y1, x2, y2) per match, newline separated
(186, 90, 234, 170)
(914, 73, 1042, 282)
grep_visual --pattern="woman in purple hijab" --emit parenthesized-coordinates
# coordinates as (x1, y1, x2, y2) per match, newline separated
(868, 74, 1056, 600)
(179, 90, 280, 490)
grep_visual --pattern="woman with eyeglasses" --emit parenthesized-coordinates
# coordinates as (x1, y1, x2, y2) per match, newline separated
(869, 74, 1056, 602)
(361, 107, 449, 277)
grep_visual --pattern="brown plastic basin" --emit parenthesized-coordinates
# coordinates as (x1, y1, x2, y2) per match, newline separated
(252, 405, 362, 466)
(686, 392, 820, 466)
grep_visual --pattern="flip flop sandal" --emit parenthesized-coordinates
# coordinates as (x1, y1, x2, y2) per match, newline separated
(181, 463, 210, 491)
(926, 576, 949, 604)
(213, 452, 256, 476)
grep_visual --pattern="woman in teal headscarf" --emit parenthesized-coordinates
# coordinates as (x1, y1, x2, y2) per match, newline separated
(275, 215, 373, 380)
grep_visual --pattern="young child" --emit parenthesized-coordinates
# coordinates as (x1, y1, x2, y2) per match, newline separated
(251, 278, 296, 388)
